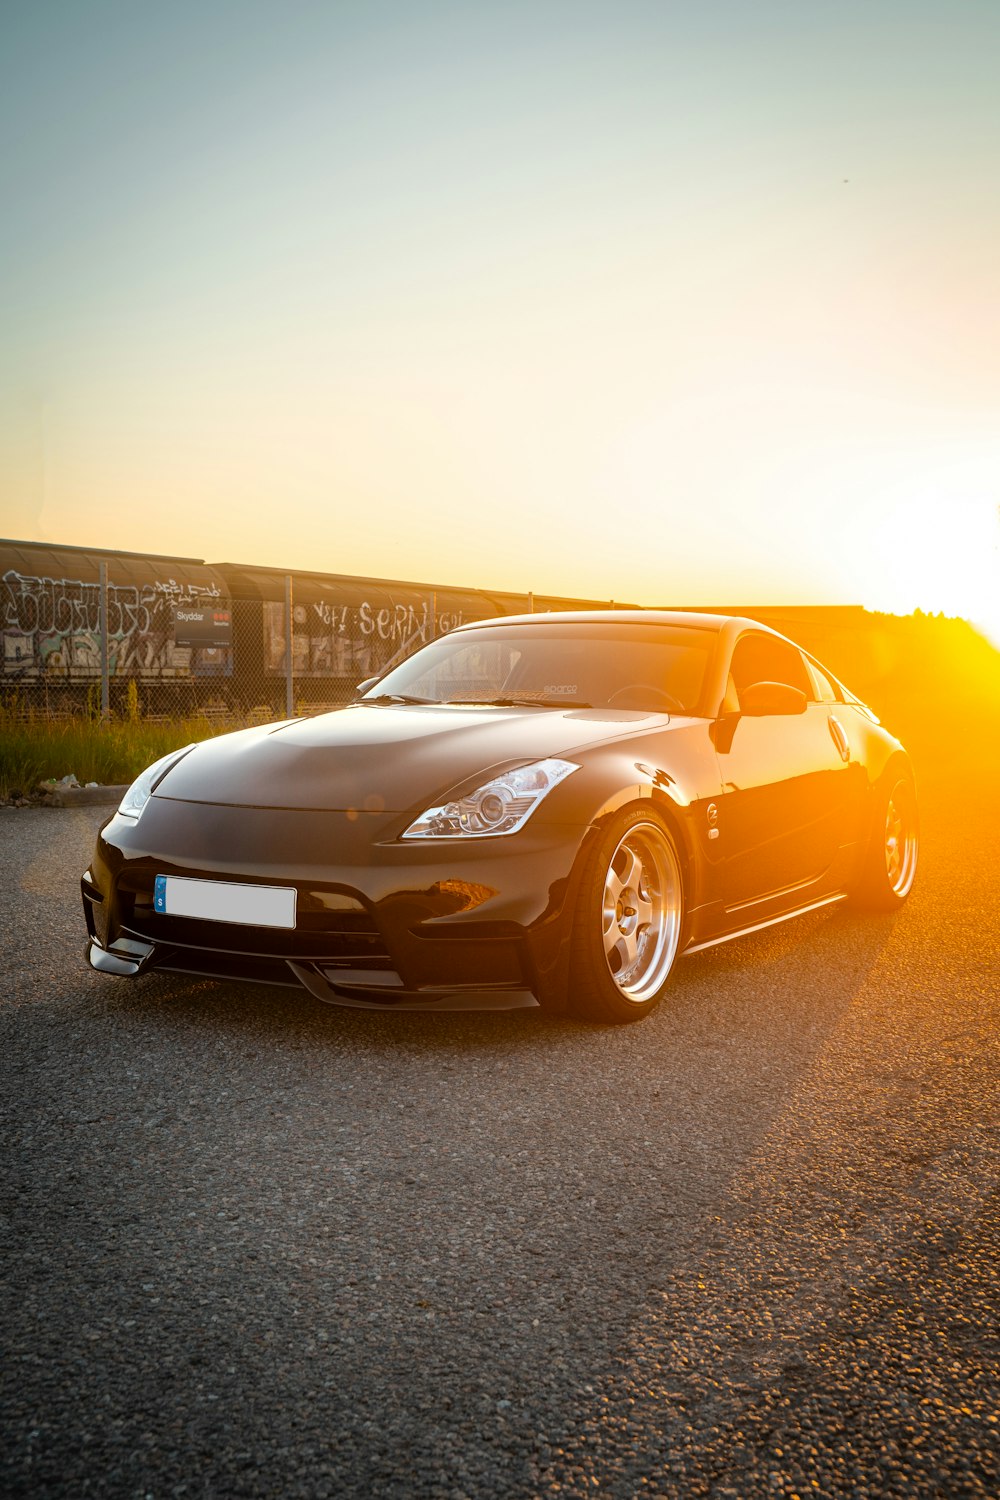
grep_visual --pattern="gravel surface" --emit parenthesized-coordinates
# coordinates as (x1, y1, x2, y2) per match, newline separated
(1, 752, 998, 1498)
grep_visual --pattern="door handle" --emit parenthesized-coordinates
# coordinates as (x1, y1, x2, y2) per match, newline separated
(828, 713, 850, 763)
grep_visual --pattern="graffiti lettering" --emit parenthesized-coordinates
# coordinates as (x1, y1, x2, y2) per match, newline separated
(1, 569, 227, 681)
(269, 597, 468, 678)
(312, 602, 353, 633)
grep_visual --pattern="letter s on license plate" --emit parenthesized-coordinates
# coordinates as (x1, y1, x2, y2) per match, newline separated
(154, 875, 296, 929)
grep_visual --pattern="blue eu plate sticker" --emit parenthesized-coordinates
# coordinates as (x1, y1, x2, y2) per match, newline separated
(154, 875, 167, 913)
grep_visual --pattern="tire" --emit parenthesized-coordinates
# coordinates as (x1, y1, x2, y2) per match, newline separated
(568, 807, 685, 1023)
(849, 771, 919, 912)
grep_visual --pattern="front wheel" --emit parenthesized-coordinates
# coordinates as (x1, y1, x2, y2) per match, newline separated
(849, 771, 919, 911)
(568, 808, 685, 1023)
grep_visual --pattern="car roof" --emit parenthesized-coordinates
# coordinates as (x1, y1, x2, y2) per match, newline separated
(451, 609, 770, 635)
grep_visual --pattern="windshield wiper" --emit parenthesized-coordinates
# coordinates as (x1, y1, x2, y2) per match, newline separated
(444, 696, 592, 709)
(362, 693, 437, 706)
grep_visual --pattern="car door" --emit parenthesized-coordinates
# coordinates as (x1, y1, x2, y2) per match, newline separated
(713, 632, 862, 915)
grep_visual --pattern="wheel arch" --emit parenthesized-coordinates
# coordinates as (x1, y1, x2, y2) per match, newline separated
(861, 747, 918, 826)
(850, 711, 916, 791)
(579, 778, 701, 929)
(877, 747, 916, 788)
(848, 749, 919, 909)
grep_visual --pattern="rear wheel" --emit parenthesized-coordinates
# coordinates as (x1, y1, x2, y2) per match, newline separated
(850, 771, 918, 911)
(568, 808, 685, 1023)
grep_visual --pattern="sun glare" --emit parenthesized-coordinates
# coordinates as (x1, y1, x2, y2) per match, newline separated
(862, 496, 1000, 650)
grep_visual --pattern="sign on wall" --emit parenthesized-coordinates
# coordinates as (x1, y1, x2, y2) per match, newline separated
(172, 605, 232, 648)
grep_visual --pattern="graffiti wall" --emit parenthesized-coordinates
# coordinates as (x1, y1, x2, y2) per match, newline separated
(1, 566, 231, 680)
(263, 595, 476, 680)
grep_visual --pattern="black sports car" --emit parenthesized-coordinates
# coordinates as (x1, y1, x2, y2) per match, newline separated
(83, 611, 918, 1023)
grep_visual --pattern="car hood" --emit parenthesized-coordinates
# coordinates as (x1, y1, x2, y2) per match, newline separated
(153, 703, 679, 812)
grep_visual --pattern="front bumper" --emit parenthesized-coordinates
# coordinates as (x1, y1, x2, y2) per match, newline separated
(82, 797, 591, 1007)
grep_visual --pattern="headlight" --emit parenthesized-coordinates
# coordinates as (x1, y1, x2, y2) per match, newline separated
(117, 744, 196, 822)
(402, 758, 579, 839)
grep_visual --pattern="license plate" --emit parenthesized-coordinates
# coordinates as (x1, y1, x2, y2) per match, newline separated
(153, 875, 296, 929)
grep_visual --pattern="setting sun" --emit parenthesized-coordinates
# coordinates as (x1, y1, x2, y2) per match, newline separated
(864, 495, 1000, 648)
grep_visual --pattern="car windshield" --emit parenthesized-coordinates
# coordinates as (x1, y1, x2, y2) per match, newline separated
(364, 622, 712, 714)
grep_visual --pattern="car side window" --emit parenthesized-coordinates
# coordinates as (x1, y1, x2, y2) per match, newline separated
(729, 633, 812, 706)
(804, 657, 841, 703)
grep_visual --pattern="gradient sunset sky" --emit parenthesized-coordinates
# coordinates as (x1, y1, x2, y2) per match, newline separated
(2, 0, 998, 634)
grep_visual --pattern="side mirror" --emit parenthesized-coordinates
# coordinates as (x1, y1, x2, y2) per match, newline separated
(740, 681, 808, 717)
(354, 676, 379, 700)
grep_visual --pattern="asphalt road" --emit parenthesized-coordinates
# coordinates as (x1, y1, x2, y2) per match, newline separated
(2, 748, 998, 1499)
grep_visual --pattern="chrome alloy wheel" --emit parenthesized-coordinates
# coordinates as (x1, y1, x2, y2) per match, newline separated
(601, 821, 683, 1002)
(884, 781, 918, 897)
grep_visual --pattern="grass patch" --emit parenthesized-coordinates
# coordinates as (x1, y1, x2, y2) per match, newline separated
(0, 711, 237, 798)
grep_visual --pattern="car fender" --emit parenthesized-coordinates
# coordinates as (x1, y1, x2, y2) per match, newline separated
(547, 731, 724, 919)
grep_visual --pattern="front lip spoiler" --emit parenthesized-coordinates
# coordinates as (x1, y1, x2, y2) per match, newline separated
(287, 962, 538, 1012)
(84, 940, 538, 1011)
(86, 937, 162, 977)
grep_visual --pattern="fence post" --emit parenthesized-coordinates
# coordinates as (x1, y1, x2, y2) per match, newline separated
(98, 560, 110, 719)
(284, 573, 294, 718)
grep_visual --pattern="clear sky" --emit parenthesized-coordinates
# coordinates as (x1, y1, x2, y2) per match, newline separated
(2, 0, 998, 637)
